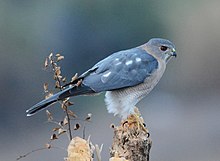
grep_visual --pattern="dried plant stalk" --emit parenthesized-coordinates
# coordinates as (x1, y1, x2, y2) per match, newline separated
(67, 137, 93, 161)
(110, 108, 152, 161)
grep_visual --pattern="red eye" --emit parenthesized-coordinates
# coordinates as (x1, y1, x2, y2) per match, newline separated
(160, 46, 168, 51)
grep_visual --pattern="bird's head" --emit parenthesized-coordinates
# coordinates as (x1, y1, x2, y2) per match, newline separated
(146, 38, 176, 63)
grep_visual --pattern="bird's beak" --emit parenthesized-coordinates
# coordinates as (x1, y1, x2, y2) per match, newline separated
(171, 48, 177, 57)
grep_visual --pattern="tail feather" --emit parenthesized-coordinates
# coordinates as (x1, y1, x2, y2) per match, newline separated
(26, 85, 94, 116)
(26, 93, 59, 116)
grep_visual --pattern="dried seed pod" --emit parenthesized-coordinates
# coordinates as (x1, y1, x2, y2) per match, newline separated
(52, 62, 57, 67)
(48, 53, 53, 63)
(46, 110, 53, 121)
(59, 121, 64, 126)
(55, 81, 60, 88)
(67, 101, 74, 106)
(55, 67, 61, 76)
(58, 128, 67, 136)
(76, 79, 82, 87)
(62, 77, 66, 82)
(45, 92, 53, 99)
(49, 53, 53, 60)
(61, 103, 67, 110)
(68, 110, 77, 118)
(43, 83, 48, 92)
(85, 113, 92, 121)
(55, 53, 61, 57)
(45, 143, 51, 149)
(62, 99, 68, 104)
(74, 123, 80, 130)
(52, 127, 60, 132)
(71, 73, 78, 82)
(110, 124, 115, 129)
(63, 116, 68, 125)
(57, 75, 63, 80)
(57, 56, 64, 62)
(50, 134, 58, 140)
(44, 58, 49, 68)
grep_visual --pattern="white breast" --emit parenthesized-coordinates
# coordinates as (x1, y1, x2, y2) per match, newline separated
(105, 59, 166, 118)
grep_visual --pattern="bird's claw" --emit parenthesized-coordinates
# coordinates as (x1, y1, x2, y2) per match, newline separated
(122, 107, 148, 134)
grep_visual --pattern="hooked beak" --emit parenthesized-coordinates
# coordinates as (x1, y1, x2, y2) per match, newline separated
(165, 48, 177, 63)
(171, 48, 177, 57)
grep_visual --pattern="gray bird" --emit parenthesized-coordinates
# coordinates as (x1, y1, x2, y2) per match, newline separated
(26, 38, 176, 118)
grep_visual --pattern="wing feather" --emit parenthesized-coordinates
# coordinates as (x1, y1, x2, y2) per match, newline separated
(81, 48, 158, 92)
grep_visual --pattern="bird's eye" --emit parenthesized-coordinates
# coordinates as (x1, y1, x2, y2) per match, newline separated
(160, 46, 168, 51)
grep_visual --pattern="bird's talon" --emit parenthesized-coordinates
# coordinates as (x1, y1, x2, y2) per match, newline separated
(122, 120, 128, 127)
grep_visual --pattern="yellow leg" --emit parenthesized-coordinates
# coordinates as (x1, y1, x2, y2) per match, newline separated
(123, 107, 148, 134)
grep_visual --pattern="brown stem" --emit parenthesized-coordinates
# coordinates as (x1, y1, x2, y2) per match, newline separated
(50, 56, 72, 140)
(17, 146, 66, 160)
(64, 108, 73, 140)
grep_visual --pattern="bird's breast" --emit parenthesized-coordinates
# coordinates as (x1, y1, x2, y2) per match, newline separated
(105, 59, 166, 118)
(116, 59, 166, 101)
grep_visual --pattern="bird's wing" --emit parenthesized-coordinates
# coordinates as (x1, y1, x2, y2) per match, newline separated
(81, 48, 159, 92)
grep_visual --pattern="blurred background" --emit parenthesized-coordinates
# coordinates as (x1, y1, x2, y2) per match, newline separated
(0, 0, 220, 161)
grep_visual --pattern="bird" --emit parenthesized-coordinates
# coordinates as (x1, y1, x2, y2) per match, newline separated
(26, 38, 176, 119)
